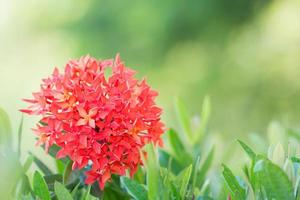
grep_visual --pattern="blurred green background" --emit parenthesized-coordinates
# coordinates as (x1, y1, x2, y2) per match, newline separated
(1, 0, 300, 160)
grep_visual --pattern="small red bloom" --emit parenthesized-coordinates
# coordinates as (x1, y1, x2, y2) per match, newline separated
(21, 54, 165, 189)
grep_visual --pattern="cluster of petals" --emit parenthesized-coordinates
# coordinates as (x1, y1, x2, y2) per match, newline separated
(21, 54, 165, 189)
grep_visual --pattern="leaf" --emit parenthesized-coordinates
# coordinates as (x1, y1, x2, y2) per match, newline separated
(222, 164, 246, 200)
(63, 161, 73, 184)
(0, 107, 12, 147)
(175, 97, 193, 143)
(168, 129, 192, 164)
(30, 152, 53, 175)
(44, 174, 63, 191)
(120, 176, 147, 200)
(46, 144, 70, 164)
(288, 128, 300, 141)
(143, 143, 163, 200)
(33, 171, 50, 200)
(194, 96, 211, 144)
(23, 155, 34, 173)
(196, 147, 214, 188)
(237, 140, 256, 160)
(253, 156, 294, 200)
(17, 115, 24, 157)
(175, 165, 193, 198)
(54, 181, 73, 200)
(291, 156, 300, 163)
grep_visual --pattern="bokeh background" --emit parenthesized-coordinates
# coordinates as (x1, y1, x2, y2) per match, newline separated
(1, 0, 300, 163)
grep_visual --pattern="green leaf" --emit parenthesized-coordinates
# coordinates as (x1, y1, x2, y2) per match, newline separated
(237, 140, 256, 160)
(168, 129, 192, 164)
(56, 159, 65, 174)
(54, 181, 73, 200)
(175, 97, 193, 143)
(253, 156, 294, 200)
(144, 143, 163, 200)
(0, 107, 12, 147)
(194, 96, 211, 144)
(120, 176, 147, 200)
(222, 164, 246, 200)
(287, 128, 300, 141)
(291, 156, 300, 163)
(175, 164, 193, 198)
(63, 161, 73, 184)
(33, 171, 50, 200)
(30, 152, 53, 175)
(44, 174, 63, 191)
(46, 144, 70, 164)
(17, 115, 24, 157)
(23, 155, 34, 173)
(196, 147, 214, 188)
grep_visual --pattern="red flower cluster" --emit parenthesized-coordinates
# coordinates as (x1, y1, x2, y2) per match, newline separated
(21, 54, 165, 189)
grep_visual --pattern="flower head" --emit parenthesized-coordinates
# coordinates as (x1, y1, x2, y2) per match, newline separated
(21, 54, 165, 189)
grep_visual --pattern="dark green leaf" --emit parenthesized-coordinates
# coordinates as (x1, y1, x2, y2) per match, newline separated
(63, 161, 73, 184)
(30, 152, 53, 175)
(291, 156, 300, 163)
(237, 140, 256, 160)
(54, 181, 73, 200)
(168, 129, 192, 164)
(120, 176, 147, 200)
(33, 171, 50, 200)
(222, 164, 246, 200)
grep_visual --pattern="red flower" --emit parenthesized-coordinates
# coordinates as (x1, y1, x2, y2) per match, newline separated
(21, 54, 165, 189)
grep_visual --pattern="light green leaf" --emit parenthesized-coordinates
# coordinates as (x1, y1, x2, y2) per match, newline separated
(17, 115, 24, 157)
(0, 107, 12, 147)
(196, 147, 214, 188)
(33, 171, 50, 200)
(194, 96, 211, 144)
(175, 97, 193, 143)
(176, 164, 193, 198)
(222, 164, 246, 200)
(143, 143, 163, 200)
(23, 155, 34, 173)
(254, 156, 294, 200)
(237, 140, 256, 160)
(120, 176, 147, 200)
(54, 181, 73, 200)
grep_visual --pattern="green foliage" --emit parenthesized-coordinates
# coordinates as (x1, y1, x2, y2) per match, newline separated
(54, 181, 73, 200)
(5, 101, 300, 200)
(222, 164, 246, 200)
(33, 171, 51, 200)
(120, 176, 147, 200)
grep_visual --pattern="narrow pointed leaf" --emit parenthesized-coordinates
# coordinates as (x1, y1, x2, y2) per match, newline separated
(222, 164, 246, 200)
(30, 152, 53, 175)
(54, 181, 73, 200)
(120, 176, 147, 200)
(194, 96, 211, 144)
(17, 115, 24, 157)
(237, 140, 256, 160)
(175, 97, 193, 142)
(33, 171, 50, 200)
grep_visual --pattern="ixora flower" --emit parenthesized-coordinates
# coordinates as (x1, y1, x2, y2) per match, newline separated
(21, 54, 165, 189)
